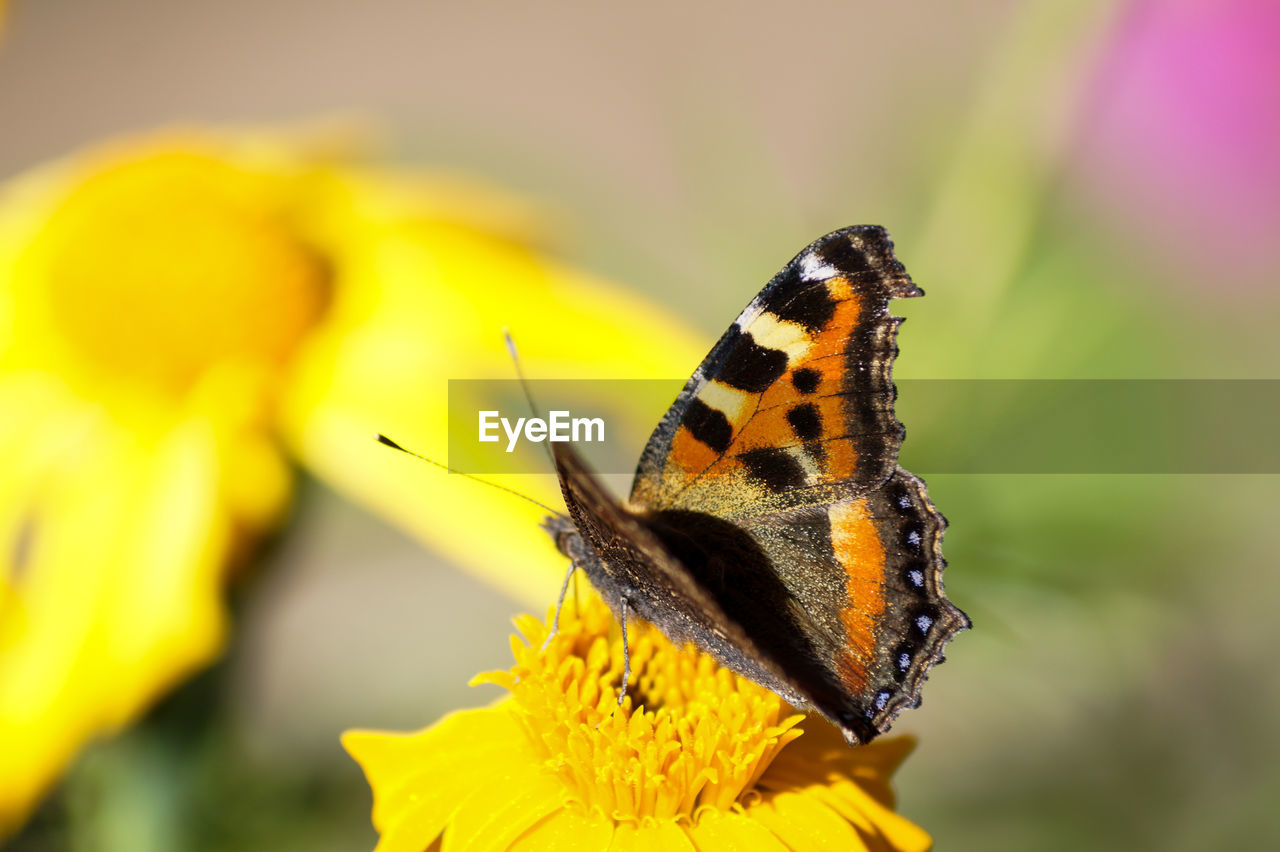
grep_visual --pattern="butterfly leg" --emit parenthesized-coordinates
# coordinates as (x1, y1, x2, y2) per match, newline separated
(591, 598, 634, 728)
(617, 596, 631, 706)
(540, 560, 578, 652)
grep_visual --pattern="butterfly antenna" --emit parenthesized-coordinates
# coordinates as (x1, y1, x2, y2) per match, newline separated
(503, 328, 557, 468)
(375, 434, 563, 517)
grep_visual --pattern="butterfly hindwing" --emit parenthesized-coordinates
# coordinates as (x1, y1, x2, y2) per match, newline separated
(740, 467, 968, 740)
(548, 442, 809, 709)
(554, 441, 967, 744)
(631, 226, 920, 519)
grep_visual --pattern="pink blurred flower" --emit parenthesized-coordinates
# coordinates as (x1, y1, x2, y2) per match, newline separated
(1074, 0, 1280, 287)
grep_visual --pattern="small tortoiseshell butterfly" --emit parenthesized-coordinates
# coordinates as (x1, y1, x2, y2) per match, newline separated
(542, 225, 968, 745)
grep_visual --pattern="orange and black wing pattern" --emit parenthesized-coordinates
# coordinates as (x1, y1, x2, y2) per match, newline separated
(737, 468, 967, 741)
(631, 226, 917, 519)
(628, 226, 965, 740)
(549, 226, 966, 745)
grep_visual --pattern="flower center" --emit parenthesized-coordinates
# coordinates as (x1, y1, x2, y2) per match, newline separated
(37, 149, 329, 395)
(477, 597, 805, 824)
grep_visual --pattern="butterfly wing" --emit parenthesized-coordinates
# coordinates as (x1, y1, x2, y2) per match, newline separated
(738, 467, 968, 740)
(556, 441, 966, 744)
(631, 225, 918, 518)
(551, 441, 810, 711)
(613, 225, 967, 740)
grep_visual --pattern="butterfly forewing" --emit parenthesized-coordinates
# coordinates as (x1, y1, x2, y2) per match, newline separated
(630, 226, 920, 519)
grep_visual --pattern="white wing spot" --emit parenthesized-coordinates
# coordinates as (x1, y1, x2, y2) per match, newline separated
(785, 444, 821, 484)
(733, 296, 767, 331)
(908, 569, 924, 587)
(697, 379, 754, 422)
(898, 652, 911, 671)
(799, 252, 838, 282)
(907, 530, 922, 547)
(916, 614, 933, 634)
(746, 313, 812, 362)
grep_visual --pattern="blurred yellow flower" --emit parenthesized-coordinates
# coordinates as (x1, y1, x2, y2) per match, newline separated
(344, 595, 932, 851)
(0, 128, 704, 833)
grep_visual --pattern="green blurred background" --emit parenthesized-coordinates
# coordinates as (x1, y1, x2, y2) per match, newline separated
(2, 1, 1278, 850)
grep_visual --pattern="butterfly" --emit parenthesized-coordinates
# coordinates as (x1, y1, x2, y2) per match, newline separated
(542, 226, 968, 745)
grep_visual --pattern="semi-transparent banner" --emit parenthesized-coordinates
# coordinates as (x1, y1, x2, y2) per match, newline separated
(444, 379, 1280, 475)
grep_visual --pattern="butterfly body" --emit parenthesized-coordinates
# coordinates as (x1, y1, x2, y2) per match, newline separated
(546, 226, 968, 745)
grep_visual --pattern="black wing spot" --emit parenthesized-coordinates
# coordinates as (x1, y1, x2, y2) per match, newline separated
(772, 285, 836, 332)
(738, 446, 807, 491)
(682, 398, 733, 454)
(802, 438, 827, 465)
(885, 478, 913, 511)
(791, 367, 821, 394)
(714, 326, 788, 394)
(785, 403, 823, 442)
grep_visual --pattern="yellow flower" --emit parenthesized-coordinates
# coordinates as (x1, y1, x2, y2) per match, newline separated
(0, 128, 704, 833)
(344, 595, 933, 851)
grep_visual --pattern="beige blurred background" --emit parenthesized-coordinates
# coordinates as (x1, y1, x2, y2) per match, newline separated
(0, 0, 1012, 318)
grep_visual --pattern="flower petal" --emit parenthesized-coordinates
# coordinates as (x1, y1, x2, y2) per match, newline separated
(508, 806, 615, 851)
(343, 703, 537, 850)
(685, 809, 790, 851)
(608, 819, 696, 852)
(0, 385, 230, 830)
(442, 761, 567, 852)
(745, 791, 868, 852)
(815, 779, 933, 852)
(761, 727, 917, 810)
(281, 172, 706, 605)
